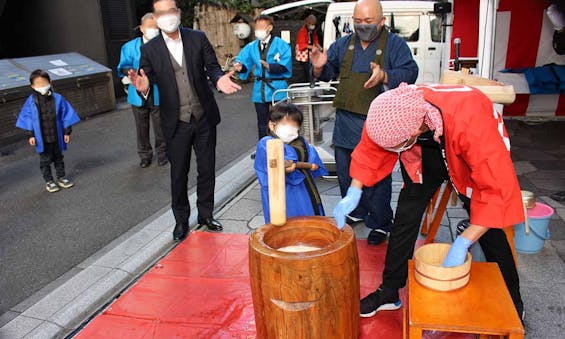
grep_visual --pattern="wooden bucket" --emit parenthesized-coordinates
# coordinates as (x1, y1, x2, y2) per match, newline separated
(249, 216, 360, 338)
(413, 243, 472, 292)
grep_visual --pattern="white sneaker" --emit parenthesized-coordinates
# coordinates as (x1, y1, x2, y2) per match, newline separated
(46, 181, 60, 193)
(57, 177, 74, 189)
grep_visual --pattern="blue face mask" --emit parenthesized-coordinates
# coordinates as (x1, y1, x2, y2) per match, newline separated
(354, 23, 381, 42)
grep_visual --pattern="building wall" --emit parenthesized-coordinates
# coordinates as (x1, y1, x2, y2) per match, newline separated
(0, 0, 108, 65)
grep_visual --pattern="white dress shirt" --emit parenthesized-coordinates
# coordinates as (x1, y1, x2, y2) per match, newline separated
(142, 30, 184, 98)
(162, 31, 184, 66)
(260, 35, 272, 51)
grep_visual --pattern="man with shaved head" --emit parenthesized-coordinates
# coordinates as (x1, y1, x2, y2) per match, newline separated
(311, 0, 418, 246)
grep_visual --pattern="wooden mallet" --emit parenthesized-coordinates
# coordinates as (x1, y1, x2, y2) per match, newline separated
(267, 139, 286, 226)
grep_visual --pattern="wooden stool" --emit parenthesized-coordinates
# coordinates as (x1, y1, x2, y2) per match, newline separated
(404, 261, 524, 339)
(420, 182, 455, 244)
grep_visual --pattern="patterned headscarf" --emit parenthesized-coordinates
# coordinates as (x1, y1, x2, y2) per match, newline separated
(365, 83, 444, 147)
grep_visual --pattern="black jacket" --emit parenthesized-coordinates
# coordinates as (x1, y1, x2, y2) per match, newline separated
(139, 28, 224, 139)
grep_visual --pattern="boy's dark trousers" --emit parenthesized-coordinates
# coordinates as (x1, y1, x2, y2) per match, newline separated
(132, 95, 166, 161)
(40, 142, 65, 182)
(254, 103, 271, 140)
(380, 141, 524, 316)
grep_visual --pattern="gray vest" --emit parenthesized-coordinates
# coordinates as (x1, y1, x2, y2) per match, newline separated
(168, 50, 203, 122)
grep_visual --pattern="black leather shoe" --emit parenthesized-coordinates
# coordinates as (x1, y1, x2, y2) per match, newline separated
(173, 223, 189, 240)
(140, 159, 151, 168)
(198, 217, 223, 232)
(367, 229, 388, 246)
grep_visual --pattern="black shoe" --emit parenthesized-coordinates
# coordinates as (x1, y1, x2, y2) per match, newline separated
(346, 214, 363, 225)
(198, 217, 223, 232)
(250, 152, 256, 160)
(140, 159, 151, 168)
(360, 287, 401, 318)
(367, 229, 388, 246)
(456, 218, 471, 236)
(173, 223, 189, 240)
(157, 157, 168, 166)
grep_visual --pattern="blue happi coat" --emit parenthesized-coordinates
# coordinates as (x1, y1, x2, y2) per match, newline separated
(254, 136, 328, 223)
(236, 36, 292, 103)
(16, 93, 81, 154)
(117, 37, 160, 107)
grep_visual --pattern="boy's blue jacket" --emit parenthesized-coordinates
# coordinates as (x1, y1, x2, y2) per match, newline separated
(235, 36, 292, 103)
(117, 37, 160, 107)
(254, 136, 328, 223)
(16, 93, 81, 154)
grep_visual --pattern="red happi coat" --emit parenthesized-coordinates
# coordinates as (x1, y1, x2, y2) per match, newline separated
(350, 84, 525, 228)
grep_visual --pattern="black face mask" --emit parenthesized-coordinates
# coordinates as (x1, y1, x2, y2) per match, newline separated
(354, 24, 381, 42)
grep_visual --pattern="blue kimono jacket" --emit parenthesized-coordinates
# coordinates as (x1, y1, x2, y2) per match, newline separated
(16, 93, 80, 154)
(236, 36, 292, 103)
(117, 37, 160, 107)
(254, 136, 328, 223)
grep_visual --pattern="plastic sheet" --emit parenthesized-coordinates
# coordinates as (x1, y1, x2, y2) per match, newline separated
(77, 232, 474, 338)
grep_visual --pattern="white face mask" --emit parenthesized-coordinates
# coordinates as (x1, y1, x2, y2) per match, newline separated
(33, 84, 51, 96)
(308, 25, 316, 30)
(383, 137, 417, 154)
(275, 124, 299, 143)
(157, 14, 180, 33)
(255, 29, 269, 41)
(144, 28, 160, 40)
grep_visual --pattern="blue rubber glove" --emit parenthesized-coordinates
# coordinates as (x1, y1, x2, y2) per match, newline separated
(442, 236, 473, 267)
(333, 186, 363, 229)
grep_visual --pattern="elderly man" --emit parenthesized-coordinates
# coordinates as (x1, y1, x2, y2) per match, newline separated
(117, 13, 166, 168)
(310, 0, 418, 246)
(333, 83, 524, 320)
(128, 0, 241, 240)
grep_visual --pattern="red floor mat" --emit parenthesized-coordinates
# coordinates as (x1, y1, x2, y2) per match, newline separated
(76, 232, 473, 339)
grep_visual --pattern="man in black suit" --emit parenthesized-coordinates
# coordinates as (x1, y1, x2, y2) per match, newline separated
(128, 0, 242, 240)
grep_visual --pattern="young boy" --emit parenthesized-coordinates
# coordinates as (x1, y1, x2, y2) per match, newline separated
(16, 69, 81, 193)
(254, 103, 328, 223)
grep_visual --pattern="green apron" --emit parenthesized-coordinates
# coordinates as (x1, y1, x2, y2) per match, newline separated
(333, 29, 389, 115)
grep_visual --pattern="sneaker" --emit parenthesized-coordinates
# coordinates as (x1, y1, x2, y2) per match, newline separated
(57, 177, 74, 189)
(360, 287, 402, 318)
(456, 218, 470, 236)
(157, 157, 168, 166)
(367, 229, 388, 246)
(46, 181, 60, 193)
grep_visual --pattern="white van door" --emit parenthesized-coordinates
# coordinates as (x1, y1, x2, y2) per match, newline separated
(383, 12, 445, 83)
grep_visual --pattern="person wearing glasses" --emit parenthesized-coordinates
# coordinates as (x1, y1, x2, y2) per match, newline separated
(128, 0, 242, 241)
(310, 0, 418, 246)
(333, 83, 525, 322)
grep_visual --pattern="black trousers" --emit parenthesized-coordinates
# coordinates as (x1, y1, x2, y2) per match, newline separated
(381, 143, 524, 316)
(131, 96, 166, 161)
(335, 146, 393, 231)
(167, 117, 216, 226)
(39, 142, 65, 182)
(254, 103, 271, 140)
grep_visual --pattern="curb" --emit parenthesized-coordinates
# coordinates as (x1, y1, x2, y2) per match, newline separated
(0, 148, 257, 339)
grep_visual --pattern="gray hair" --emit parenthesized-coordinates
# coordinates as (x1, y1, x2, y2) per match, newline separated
(141, 12, 154, 24)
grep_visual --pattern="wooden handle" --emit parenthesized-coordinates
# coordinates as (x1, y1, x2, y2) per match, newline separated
(284, 161, 315, 170)
(295, 161, 314, 169)
(267, 139, 286, 226)
(441, 70, 516, 104)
